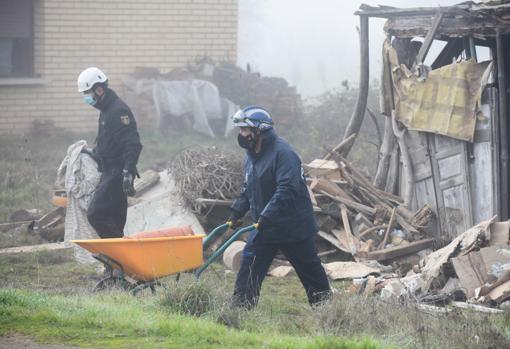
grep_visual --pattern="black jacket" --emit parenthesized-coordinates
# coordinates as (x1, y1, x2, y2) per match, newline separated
(93, 88, 142, 174)
(231, 129, 318, 243)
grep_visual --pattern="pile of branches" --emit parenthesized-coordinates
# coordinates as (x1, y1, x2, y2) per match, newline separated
(171, 146, 244, 213)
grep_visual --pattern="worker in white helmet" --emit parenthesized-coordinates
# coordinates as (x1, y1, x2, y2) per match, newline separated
(77, 67, 142, 238)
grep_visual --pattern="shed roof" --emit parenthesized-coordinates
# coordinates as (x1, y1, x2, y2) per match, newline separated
(355, 1, 510, 38)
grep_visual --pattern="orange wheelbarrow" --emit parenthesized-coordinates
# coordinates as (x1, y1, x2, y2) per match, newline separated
(72, 223, 257, 295)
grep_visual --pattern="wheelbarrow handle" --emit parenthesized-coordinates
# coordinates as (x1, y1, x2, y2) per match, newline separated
(195, 224, 258, 279)
(202, 223, 230, 249)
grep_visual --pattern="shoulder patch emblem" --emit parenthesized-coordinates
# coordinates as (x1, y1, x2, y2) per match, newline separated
(120, 115, 130, 125)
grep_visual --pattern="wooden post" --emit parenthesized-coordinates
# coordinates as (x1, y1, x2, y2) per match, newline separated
(392, 112, 414, 207)
(374, 43, 396, 190)
(341, 15, 369, 156)
(497, 29, 509, 220)
(373, 115, 395, 189)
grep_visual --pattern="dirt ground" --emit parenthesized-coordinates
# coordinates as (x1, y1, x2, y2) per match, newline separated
(0, 333, 84, 349)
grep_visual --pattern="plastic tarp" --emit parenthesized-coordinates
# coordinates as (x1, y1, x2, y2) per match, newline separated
(385, 40, 493, 142)
(56, 140, 100, 264)
(127, 77, 235, 138)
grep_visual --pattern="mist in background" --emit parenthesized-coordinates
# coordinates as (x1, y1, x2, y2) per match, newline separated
(238, 0, 463, 97)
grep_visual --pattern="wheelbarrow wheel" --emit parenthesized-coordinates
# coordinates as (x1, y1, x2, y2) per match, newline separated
(93, 276, 134, 292)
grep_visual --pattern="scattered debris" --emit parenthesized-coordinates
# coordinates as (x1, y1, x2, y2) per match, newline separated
(10, 209, 43, 222)
(269, 266, 295, 278)
(323, 261, 385, 280)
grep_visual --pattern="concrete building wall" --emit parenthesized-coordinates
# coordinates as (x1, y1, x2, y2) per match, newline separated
(0, 0, 238, 134)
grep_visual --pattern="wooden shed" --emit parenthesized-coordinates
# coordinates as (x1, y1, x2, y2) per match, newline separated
(345, 1, 510, 241)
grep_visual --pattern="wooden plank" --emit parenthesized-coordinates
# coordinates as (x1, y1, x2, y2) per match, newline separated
(479, 270, 510, 303)
(451, 253, 485, 298)
(340, 204, 358, 255)
(415, 11, 444, 66)
(307, 185, 318, 206)
(331, 229, 350, 253)
(451, 302, 504, 314)
(366, 238, 434, 261)
(385, 16, 506, 38)
(317, 230, 344, 252)
(452, 246, 510, 298)
(0, 221, 33, 232)
(358, 225, 387, 240)
(319, 191, 375, 216)
(355, 5, 448, 18)
(323, 133, 356, 160)
(305, 159, 342, 179)
(37, 207, 65, 228)
(0, 242, 72, 255)
(311, 178, 351, 199)
(195, 198, 232, 206)
(318, 249, 338, 258)
(378, 207, 396, 249)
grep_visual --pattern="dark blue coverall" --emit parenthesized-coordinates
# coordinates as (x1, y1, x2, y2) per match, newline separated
(230, 129, 330, 308)
(87, 88, 142, 238)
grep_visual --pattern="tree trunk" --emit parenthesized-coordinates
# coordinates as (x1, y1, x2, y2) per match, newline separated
(342, 15, 370, 156)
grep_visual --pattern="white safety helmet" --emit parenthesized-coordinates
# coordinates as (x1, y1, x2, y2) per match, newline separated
(77, 67, 108, 93)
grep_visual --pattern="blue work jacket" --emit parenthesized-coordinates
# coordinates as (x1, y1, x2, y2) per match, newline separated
(231, 129, 318, 243)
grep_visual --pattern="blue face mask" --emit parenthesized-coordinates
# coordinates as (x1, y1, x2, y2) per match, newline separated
(83, 94, 96, 106)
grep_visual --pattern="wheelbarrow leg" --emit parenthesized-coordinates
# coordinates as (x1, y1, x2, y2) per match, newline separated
(131, 280, 167, 296)
(92, 254, 133, 292)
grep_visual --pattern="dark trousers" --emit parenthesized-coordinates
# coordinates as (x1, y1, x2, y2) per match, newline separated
(87, 170, 127, 238)
(232, 235, 331, 309)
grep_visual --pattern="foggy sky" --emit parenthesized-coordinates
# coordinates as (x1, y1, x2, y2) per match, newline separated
(237, 0, 465, 97)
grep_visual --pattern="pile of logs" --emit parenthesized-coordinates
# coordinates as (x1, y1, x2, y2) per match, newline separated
(307, 137, 434, 263)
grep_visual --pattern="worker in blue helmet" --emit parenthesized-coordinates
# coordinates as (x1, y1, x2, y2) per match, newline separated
(227, 105, 331, 309)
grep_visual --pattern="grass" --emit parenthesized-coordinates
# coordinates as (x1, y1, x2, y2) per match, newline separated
(0, 288, 381, 349)
(1, 250, 509, 348)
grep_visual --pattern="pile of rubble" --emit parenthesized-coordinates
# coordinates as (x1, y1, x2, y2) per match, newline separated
(374, 218, 510, 311)
(187, 140, 509, 311)
(306, 155, 433, 264)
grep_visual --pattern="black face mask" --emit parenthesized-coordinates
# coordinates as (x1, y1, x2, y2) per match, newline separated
(237, 133, 256, 150)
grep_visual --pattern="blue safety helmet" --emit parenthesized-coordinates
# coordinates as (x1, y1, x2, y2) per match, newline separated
(232, 105, 274, 131)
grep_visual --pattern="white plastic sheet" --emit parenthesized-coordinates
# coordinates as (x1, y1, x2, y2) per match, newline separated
(126, 77, 236, 138)
(56, 140, 100, 264)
